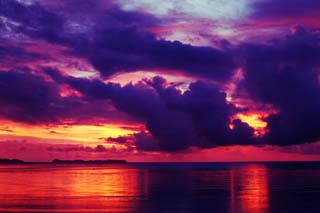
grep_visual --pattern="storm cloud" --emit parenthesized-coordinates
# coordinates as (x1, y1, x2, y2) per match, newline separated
(0, 0, 235, 81)
(251, 0, 320, 19)
(0, 69, 129, 125)
(47, 69, 256, 151)
(238, 27, 320, 145)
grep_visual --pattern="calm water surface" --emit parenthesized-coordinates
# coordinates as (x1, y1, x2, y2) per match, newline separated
(0, 162, 319, 213)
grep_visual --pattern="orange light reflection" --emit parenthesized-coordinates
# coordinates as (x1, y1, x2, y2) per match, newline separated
(0, 119, 139, 144)
(230, 164, 269, 213)
(0, 164, 148, 212)
(231, 110, 276, 137)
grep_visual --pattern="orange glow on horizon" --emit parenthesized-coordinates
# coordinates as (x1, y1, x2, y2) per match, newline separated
(0, 119, 140, 144)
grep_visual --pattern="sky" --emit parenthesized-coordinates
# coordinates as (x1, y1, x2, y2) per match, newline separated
(0, 0, 320, 162)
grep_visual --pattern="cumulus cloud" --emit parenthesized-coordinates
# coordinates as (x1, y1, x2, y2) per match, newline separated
(47, 70, 257, 151)
(0, 69, 74, 123)
(0, 0, 236, 81)
(0, 68, 132, 125)
(107, 131, 160, 152)
(238, 27, 320, 145)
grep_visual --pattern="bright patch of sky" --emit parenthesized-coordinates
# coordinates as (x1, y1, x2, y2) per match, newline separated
(119, 0, 256, 20)
(16, 0, 35, 5)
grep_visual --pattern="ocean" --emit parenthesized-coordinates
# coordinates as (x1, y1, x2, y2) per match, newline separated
(0, 162, 319, 213)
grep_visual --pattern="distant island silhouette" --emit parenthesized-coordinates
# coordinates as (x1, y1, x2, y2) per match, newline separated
(0, 158, 24, 164)
(0, 158, 127, 164)
(52, 159, 127, 164)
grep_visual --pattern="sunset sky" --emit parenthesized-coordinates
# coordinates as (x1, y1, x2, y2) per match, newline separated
(0, 0, 319, 162)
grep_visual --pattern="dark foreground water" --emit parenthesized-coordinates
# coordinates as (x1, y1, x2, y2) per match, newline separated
(0, 162, 319, 213)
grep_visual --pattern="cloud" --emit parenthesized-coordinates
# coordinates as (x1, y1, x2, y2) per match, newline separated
(119, 0, 251, 20)
(47, 70, 198, 151)
(238, 27, 320, 145)
(0, 68, 69, 123)
(0, 0, 66, 43)
(48, 144, 108, 153)
(251, 0, 320, 19)
(280, 142, 320, 155)
(0, 68, 132, 125)
(87, 32, 235, 80)
(107, 131, 160, 151)
(106, 136, 128, 144)
(0, 44, 43, 65)
(47, 70, 257, 151)
(0, 0, 236, 81)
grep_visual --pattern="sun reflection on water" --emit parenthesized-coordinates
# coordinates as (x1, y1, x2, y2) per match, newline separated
(0, 163, 278, 213)
(0, 164, 148, 212)
(230, 164, 269, 213)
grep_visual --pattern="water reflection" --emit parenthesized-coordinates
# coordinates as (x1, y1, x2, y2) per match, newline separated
(143, 164, 270, 213)
(230, 164, 269, 213)
(0, 163, 319, 212)
(0, 164, 147, 212)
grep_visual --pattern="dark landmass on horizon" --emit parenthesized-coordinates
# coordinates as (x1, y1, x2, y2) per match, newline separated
(0, 158, 319, 165)
(0, 158, 24, 164)
(0, 158, 127, 164)
(52, 159, 127, 164)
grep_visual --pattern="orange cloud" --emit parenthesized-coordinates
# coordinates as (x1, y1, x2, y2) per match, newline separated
(231, 110, 275, 137)
(0, 119, 141, 144)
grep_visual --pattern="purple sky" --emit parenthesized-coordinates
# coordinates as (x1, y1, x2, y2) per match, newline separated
(0, 0, 319, 161)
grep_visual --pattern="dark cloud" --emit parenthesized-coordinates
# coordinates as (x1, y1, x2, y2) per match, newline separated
(146, 77, 255, 146)
(0, 69, 69, 123)
(87, 29, 235, 80)
(133, 131, 160, 151)
(280, 142, 320, 155)
(0, 45, 42, 63)
(238, 27, 320, 145)
(251, 0, 320, 19)
(0, 0, 66, 43)
(106, 136, 128, 144)
(47, 70, 256, 151)
(107, 131, 160, 152)
(0, 0, 235, 81)
(48, 70, 198, 151)
(0, 68, 130, 125)
(79, 4, 235, 80)
(47, 144, 108, 153)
